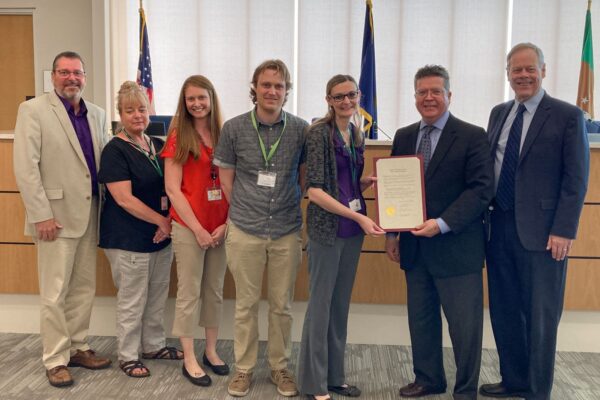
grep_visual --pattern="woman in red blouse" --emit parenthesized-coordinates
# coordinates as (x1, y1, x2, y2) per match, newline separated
(163, 75, 229, 387)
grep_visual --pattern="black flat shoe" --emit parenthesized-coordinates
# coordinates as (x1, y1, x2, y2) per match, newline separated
(328, 384, 361, 397)
(202, 353, 230, 376)
(182, 364, 212, 386)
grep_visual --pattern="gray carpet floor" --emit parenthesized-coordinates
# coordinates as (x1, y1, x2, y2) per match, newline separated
(0, 333, 599, 399)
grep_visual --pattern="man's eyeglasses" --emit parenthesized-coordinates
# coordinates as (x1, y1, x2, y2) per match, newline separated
(415, 88, 445, 98)
(329, 91, 360, 103)
(54, 69, 86, 78)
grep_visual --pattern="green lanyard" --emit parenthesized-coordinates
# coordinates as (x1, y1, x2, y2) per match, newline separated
(334, 125, 359, 197)
(250, 109, 287, 169)
(123, 130, 163, 177)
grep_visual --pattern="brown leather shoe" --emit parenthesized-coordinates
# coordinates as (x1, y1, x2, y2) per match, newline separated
(68, 349, 111, 370)
(399, 382, 445, 397)
(46, 365, 73, 387)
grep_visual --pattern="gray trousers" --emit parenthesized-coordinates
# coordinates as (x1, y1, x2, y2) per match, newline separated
(297, 234, 364, 395)
(105, 246, 173, 361)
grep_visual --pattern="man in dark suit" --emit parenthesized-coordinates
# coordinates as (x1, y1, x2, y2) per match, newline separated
(385, 65, 494, 399)
(480, 43, 589, 400)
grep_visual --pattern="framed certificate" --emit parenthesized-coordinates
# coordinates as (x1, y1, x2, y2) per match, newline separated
(373, 156, 426, 231)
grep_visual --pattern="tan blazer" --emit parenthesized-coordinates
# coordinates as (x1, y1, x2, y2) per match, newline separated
(13, 90, 108, 238)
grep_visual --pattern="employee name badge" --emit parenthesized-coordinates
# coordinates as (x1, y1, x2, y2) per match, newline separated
(161, 196, 169, 211)
(257, 170, 277, 187)
(207, 187, 222, 201)
(349, 198, 362, 212)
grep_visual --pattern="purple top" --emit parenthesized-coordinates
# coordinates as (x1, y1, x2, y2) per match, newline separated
(333, 130, 366, 238)
(58, 94, 98, 196)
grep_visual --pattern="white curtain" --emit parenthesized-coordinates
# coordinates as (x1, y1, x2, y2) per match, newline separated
(109, 0, 600, 135)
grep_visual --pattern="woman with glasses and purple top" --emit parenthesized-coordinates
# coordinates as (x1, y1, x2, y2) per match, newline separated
(162, 75, 230, 387)
(297, 75, 385, 400)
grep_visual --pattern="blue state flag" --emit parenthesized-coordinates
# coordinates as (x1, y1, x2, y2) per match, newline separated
(359, 0, 377, 139)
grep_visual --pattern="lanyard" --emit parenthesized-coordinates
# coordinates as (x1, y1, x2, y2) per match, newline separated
(123, 130, 163, 177)
(334, 125, 360, 196)
(250, 109, 287, 169)
(197, 133, 218, 184)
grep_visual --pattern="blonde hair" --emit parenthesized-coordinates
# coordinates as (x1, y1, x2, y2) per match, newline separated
(113, 81, 150, 134)
(166, 75, 223, 163)
(250, 59, 292, 106)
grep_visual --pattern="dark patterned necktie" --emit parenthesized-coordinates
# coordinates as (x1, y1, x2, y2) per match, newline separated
(417, 125, 434, 172)
(495, 103, 527, 211)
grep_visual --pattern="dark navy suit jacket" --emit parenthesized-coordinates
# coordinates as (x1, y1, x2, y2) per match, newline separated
(487, 93, 589, 251)
(391, 114, 494, 278)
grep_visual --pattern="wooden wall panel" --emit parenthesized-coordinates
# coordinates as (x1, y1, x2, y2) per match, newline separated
(585, 148, 600, 202)
(0, 15, 34, 130)
(564, 259, 600, 310)
(2, 143, 600, 311)
(0, 193, 32, 243)
(0, 140, 18, 191)
(571, 204, 600, 257)
(0, 244, 38, 293)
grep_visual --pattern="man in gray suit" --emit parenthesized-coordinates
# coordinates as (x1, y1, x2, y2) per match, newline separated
(14, 51, 111, 387)
(480, 43, 589, 400)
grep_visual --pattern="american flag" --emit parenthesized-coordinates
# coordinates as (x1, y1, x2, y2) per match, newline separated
(137, 7, 155, 114)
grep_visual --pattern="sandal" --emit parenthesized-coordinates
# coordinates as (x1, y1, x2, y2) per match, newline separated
(120, 360, 150, 378)
(142, 346, 183, 360)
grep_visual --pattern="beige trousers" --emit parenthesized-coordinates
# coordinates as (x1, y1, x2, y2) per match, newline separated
(36, 199, 98, 369)
(104, 246, 173, 361)
(225, 222, 302, 373)
(171, 221, 227, 337)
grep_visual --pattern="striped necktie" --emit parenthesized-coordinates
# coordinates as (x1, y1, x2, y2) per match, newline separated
(495, 103, 527, 211)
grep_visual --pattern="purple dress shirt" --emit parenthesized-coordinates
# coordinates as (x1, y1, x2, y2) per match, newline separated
(58, 93, 98, 196)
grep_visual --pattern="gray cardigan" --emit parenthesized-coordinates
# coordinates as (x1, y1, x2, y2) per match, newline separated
(306, 122, 365, 246)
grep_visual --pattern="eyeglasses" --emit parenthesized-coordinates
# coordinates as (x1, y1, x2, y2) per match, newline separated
(415, 88, 445, 98)
(54, 69, 86, 78)
(329, 91, 360, 103)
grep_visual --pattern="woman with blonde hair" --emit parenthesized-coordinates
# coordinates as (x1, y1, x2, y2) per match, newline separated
(297, 75, 385, 399)
(99, 81, 181, 378)
(162, 75, 229, 387)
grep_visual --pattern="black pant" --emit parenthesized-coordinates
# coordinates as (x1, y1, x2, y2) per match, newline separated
(405, 265, 483, 400)
(486, 209, 567, 400)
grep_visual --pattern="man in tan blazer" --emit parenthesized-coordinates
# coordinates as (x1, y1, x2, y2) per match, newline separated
(13, 51, 111, 387)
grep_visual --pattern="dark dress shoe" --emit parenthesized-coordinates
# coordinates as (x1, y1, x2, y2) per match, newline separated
(182, 364, 212, 387)
(202, 353, 230, 375)
(328, 384, 361, 397)
(479, 382, 524, 398)
(399, 382, 445, 397)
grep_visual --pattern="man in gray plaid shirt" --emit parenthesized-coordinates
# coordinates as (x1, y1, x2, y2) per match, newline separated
(214, 59, 307, 398)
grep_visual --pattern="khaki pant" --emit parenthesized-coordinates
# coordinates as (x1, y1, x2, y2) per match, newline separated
(36, 199, 98, 369)
(225, 222, 302, 372)
(171, 221, 227, 337)
(104, 246, 173, 361)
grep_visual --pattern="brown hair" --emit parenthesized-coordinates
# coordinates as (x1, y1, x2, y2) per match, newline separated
(166, 75, 223, 163)
(52, 51, 85, 71)
(250, 59, 292, 105)
(311, 74, 363, 146)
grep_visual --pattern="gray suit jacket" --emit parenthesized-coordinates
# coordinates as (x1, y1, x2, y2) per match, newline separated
(13, 90, 108, 238)
(487, 93, 589, 250)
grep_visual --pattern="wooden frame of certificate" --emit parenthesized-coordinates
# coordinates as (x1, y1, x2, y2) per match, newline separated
(373, 155, 426, 231)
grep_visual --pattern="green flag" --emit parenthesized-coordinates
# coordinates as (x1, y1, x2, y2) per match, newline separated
(577, 0, 594, 119)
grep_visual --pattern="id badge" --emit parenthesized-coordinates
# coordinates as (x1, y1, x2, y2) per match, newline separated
(349, 198, 362, 212)
(257, 170, 277, 187)
(161, 196, 169, 211)
(207, 187, 222, 201)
